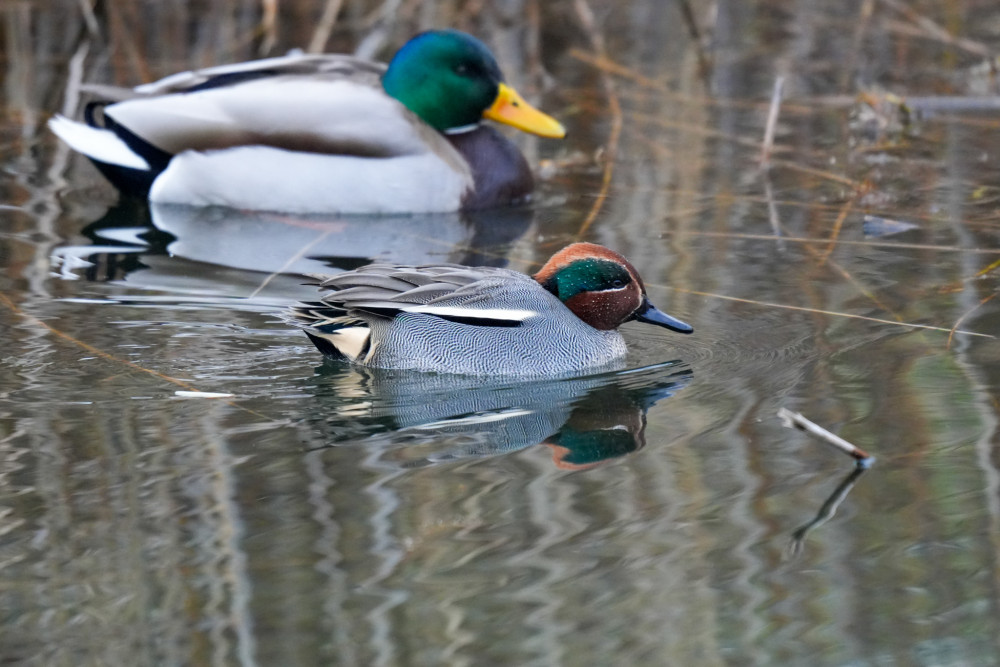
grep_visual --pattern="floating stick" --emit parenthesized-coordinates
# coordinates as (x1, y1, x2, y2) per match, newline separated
(778, 407, 875, 467)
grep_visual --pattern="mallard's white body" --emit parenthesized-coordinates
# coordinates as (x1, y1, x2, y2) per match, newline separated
(150, 144, 470, 213)
(50, 55, 478, 213)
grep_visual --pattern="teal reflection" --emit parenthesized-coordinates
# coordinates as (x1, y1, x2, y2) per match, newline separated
(299, 360, 692, 469)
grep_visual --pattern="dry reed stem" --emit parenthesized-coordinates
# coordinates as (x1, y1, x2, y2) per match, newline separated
(841, 0, 876, 91)
(813, 241, 900, 320)
(623, 118, 861, 189)
(61, 41, 90, 117)
(660, 285, 992, 339)
(572, 0, 621, 239)
(976, 257, 1000, 277)
(625, 114, 784, 153)
(672, 216, 993, 341)
(818, 193, 857, 264)
(571, 50, 816, 116)
(308, 0, 345, 54)
(760, 75, 785, 167)
(947, 292, 997, 350)
(106, 0, 151, 83)
(381, 227, 992, 341)
(937, 269, 1000, 293)
(248, 226, 336, 299)
(768, 159, 859, 188)
(880, 0, 994, 59)
(77, 0, 101, 38)
(616, 94, 858, 175)
(259, 0, 278, 55)
(663, 229, 1000, 255)
(676, 0, 712, 76)
(0, 292, 279, 422)
(568, 49, 661, 88)
(758, 184, 902, 323)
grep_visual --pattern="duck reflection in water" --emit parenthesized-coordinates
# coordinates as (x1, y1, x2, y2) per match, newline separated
(301, 361, 692, 470)
(146, 202, 536, 275)
(53, 201, 535, 301)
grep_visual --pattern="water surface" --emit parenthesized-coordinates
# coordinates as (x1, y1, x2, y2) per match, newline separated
(3, 1, 1000, 665)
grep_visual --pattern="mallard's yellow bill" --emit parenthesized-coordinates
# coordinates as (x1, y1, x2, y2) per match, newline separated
(484, 83, 565, 139)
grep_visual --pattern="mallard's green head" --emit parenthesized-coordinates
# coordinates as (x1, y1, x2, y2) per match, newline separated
(382, 30, 564, 138)
(534, 243, 694, 333)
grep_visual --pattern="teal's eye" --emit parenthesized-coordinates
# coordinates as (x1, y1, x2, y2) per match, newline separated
(611, 279, 625, 288)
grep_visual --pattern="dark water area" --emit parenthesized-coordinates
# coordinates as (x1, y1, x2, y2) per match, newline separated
(3, 1, 1000, 665)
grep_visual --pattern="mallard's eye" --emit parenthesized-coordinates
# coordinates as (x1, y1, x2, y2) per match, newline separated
(454, 63, 471, 76)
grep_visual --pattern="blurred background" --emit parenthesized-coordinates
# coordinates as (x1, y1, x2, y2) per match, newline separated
(3, 1, 1000, 665)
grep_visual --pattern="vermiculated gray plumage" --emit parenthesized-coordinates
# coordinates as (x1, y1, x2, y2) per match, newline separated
(286, 263, 628, 376)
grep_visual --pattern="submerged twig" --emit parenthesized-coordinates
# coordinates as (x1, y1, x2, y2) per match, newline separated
(760, 75, 784, 168)
(778, 407, 874, 466)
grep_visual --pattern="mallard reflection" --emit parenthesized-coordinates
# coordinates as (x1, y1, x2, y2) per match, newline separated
(149, 203, 535, 275)
(51, 202, 534, 302)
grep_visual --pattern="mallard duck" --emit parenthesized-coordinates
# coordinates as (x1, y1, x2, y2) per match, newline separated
(286, 242, 694, 376)
(49, 29, 565, 214)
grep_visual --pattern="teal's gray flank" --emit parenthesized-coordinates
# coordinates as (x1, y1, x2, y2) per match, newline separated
(288, 265, 629, 376)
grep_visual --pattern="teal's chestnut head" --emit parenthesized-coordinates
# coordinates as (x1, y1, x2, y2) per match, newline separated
(534, 242, 693, 333)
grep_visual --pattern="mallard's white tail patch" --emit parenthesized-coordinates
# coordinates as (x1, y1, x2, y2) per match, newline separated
(48, 115, 151, 170)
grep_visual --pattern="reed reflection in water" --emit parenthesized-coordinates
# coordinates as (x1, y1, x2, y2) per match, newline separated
(3, 0, 1000, 665)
